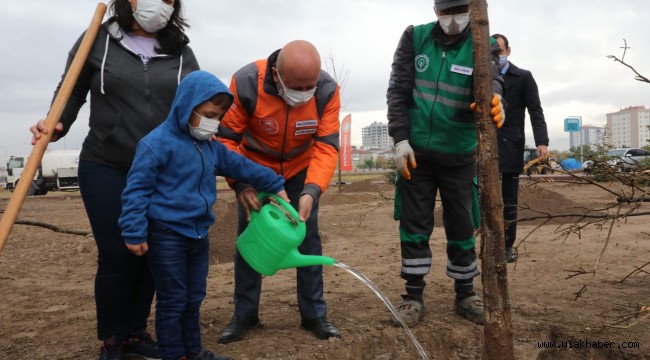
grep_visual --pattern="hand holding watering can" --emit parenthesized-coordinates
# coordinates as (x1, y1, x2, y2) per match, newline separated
(236, 191, 336, 276)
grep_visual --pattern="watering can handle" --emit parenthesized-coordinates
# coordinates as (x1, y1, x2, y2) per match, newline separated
(257, 192, 302, 225)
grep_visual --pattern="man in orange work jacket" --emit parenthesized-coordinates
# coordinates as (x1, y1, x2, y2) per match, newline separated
(217, 40, 342, 343)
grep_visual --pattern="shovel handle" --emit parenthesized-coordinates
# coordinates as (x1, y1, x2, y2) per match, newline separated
(0, 3, 107, 255)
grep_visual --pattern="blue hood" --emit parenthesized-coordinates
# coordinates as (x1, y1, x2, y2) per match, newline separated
(167, 70, 233, 135)
(119, 70, 285, 244)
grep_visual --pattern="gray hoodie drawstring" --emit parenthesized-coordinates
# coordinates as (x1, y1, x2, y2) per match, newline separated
(100, 33, 110, 95)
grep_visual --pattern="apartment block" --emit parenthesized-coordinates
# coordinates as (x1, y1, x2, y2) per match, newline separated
(606, 106, 650, 148)
(361, 121, 393, 150)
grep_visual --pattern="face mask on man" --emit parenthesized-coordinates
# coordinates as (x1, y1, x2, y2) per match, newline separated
(132, 0, 174, 33)
(499, 55, 508, 69)
(438, 12, 470, 35)
(188, 111, 220, 141)
(277, 72, 317, 108)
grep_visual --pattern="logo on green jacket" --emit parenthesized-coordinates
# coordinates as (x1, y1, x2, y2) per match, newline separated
(415, 54, 429, 72)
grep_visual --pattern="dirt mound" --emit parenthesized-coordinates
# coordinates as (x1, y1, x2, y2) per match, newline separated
(207, 178, 589, 268)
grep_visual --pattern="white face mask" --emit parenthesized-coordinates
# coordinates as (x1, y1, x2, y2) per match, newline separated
(132, 0, 174, 33)
(188, 111, 220, 141)
(277, 72, 317, 108)
(438, 12, 470, 35)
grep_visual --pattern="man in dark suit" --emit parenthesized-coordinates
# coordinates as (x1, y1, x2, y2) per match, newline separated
(492, 33, 549, 263)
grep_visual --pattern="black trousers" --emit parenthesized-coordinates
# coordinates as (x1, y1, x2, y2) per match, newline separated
(231, 169, 327, 320)
(501, 172, 520, 248)
(79, 160, 155, 340)
(395, 157, 479, 295)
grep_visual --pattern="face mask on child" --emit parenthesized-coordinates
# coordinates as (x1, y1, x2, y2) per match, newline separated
(188, 111, 220, 141)
(132, 0, 174, 33)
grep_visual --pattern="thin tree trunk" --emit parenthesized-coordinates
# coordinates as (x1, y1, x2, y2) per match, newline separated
(469, 1, 515, 359)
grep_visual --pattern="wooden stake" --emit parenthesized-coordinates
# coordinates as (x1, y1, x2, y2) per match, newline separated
(468, 0, 515, 359)
(0, 3, 107, 255)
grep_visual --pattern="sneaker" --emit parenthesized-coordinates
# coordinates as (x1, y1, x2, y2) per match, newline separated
(98, 336, 124, 360)
(505, 247, 518, 263)
(454, 294, 484, 325)
(391, 294, 425, 327)
(123, 331, 161, 360)
(189, 348, 230, 360)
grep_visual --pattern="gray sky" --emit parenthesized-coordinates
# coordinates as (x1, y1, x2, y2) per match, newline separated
(1, 0, 649, 164)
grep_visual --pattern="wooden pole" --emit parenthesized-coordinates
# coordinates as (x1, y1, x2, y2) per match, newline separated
(468, 0, 515, 359)
(0, 3, 107, 255)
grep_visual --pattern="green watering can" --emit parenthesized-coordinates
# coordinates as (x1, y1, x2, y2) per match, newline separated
(236, 192, 336, 276)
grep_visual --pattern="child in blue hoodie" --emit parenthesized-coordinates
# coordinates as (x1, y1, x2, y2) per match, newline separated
(119, 70, 287, 360)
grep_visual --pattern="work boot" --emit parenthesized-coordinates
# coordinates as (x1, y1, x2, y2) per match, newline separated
(454, 293, 484, 325)
(391, 294, 425, 327)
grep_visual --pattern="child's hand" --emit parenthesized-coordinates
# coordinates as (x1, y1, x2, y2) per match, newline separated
(126, 242, 149, 256)
(237, 188, 261, 221)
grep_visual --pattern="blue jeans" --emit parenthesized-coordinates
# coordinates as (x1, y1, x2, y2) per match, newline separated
(147, 222, 209, 360)
(78, 160, 155, 340)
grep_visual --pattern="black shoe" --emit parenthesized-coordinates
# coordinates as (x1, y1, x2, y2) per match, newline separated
(189, 348, 231, 360)
(301, 317, 341, 340)
(218, 315, 259, 343)
(505, 247, 518, 263)
(98, 336, 124, 360)
(123, 330, 161, 359)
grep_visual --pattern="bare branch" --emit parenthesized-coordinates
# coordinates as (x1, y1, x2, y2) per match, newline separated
(607, 39, 650, 84)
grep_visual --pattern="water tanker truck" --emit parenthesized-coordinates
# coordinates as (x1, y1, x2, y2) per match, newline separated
(5, 149, 80, 196)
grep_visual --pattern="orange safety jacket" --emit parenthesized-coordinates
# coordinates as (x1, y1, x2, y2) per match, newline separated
(218, 50, 341, 198)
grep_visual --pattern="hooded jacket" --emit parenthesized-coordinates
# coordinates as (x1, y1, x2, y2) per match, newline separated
(55, 16, 200, 170)
(119, 70, 285, 245)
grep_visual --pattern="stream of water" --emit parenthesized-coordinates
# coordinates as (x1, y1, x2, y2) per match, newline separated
(334, 262, 430, 360)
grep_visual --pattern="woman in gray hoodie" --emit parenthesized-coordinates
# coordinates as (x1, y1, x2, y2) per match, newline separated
(29, 1, 199, 359)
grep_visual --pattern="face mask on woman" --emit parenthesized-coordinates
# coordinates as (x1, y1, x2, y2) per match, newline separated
(132, 0, 174, 33)
(188, 112, 220, 141)
(277, 72, 317, 108)
(437, 12, 470, 35)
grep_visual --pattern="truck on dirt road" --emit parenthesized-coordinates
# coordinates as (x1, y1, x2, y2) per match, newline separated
(5, 149, 81, 196)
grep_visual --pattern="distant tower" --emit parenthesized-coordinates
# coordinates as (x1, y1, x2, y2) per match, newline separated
(569, 125, 604, 149)
(361, 121, 393, 150)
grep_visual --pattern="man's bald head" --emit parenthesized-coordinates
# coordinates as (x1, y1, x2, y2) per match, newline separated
(274, 40, 321, 91)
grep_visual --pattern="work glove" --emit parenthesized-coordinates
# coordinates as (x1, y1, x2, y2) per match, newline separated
(394, 140, 417, 180)
(470, 94, 505, 128)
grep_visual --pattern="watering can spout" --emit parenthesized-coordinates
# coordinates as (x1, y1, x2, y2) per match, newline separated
(277, 249, 336, 270)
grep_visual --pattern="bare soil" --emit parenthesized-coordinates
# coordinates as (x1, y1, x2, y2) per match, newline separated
(0, 177, 649, 359)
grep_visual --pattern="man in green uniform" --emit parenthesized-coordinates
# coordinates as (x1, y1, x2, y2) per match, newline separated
(386, 0, 505, 326)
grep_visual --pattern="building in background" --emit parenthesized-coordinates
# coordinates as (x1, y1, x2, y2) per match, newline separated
(361, 121, 393, 150)
(569, 124, 604, 149)
(606, 106, 650, 148)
